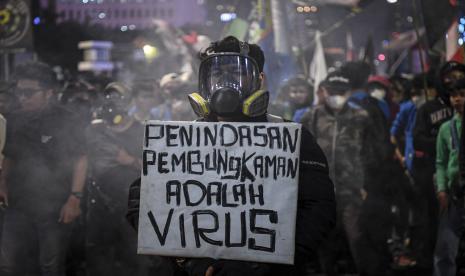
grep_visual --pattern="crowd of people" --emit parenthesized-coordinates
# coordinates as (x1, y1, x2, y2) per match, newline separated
(0, 34, 464, 276)
(272, 60, 465, 276)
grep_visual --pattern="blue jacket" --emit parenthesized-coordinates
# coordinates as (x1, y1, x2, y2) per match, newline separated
(350, 91, 390, 121)
(293, 107, 311, 123)
(390, 100, 417, 173)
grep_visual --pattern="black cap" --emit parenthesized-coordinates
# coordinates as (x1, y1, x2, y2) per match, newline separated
(324, 71, 351, 94)
(449, 78, 465, 92)
(440, 61, 465, 80)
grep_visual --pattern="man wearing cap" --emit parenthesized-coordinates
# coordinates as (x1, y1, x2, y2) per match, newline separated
(127, 36, 336, 276)
(301, 71, 378, 275)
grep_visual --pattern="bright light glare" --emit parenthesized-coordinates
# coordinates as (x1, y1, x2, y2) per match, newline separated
(220, 13, 237, 22)
(143, 45, 158, 59)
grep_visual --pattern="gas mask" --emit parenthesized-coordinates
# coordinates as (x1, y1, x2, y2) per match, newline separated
(99, 83, 131, 125)
(188, 46, 269, 118)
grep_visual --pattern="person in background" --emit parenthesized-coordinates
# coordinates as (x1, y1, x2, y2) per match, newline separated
(60, 79, 97, 128)
(128, 81, 161, 123)
(314, 80, 329, 107)
(390, 78, 425, 175)
(0, 81, 17, 118)
(269, 76, 313, 121)
(389, 76, 422, 269)
(434, 79, 465, 276)
(343, 62, 395, 275)
(439, 61, 465, 97)
(268, 86, 294, 120)
(286, 76, 314, 122)
(390, 75, 413, 105)
(367, 76, 398, 123)
(0, 62, 87, 276)
(154, 72, 196, 121)
(0, 82, 15, 170)
(301, 71, 375, 275)
(411, 68, 453, 274)
(344, 62, 391, 153)
(85, 82, 165, 276)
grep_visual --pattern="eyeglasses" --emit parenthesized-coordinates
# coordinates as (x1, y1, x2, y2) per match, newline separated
(14, 88, 44, 98)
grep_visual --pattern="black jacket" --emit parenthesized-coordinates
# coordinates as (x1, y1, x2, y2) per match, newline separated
(126, 114, 336, 276)
(413, 98, 452, 164)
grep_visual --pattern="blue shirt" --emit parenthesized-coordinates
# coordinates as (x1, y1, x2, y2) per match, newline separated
(390, 100, 417, 172)
(293, 107, 311, 123)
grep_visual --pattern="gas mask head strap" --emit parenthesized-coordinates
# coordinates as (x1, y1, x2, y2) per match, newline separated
(239, 41, 249, 56)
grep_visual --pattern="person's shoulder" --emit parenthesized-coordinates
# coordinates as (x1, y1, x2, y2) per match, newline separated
(300, 125, 316, 141)
(313, 104, 326, 112)
(400, 100, 414, 108)
(304, 105, 329, 118)
(347, 102, 369, 118)
(299, 125, 329, 172)
(421, 99, 437, 110)
(438, 118, 452, 132)
(398, 101, 414, 112)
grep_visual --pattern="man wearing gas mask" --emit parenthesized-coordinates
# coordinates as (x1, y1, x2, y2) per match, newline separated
(301, 71, 379, 275)
(127, 36, 336, 276)
(86, 82, 155, 276)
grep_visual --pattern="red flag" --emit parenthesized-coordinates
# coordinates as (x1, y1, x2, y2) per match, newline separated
(450, 47, 465, 63)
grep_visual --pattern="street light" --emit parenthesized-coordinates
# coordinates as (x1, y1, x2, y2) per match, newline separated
(387, 0, 397, 3)
(143, 44, 158, 60)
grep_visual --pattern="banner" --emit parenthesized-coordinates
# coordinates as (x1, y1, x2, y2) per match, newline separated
(138, 121, 302, 264)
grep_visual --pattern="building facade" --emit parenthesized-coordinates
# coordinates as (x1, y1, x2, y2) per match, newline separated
(53, 0, 206, 29)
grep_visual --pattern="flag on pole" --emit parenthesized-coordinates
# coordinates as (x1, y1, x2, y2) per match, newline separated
(346, 31, 354, 61)
(309, 31, 327, 103)
(249, 0, 296, 96)
(446, 20, 464, 63)
(421, 0, 457, 48)
(361, 34, 375, 74)
(450, 47, 465, 63)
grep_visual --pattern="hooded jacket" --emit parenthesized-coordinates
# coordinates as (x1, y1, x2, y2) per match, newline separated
(301, 102, 377, 201)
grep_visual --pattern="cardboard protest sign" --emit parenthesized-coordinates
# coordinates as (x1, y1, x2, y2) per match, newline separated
(138, 121, 301, 264)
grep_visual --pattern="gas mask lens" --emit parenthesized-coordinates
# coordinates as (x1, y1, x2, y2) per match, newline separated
(199, 54, 260, 116)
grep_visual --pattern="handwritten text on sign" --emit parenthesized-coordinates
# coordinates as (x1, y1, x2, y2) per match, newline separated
(138, 121, 301, 264)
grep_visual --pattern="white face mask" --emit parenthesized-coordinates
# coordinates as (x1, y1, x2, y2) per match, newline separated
(370, 89, 386, 101)
(411, 95, 426, 107)
(326, 95, 348, 110)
